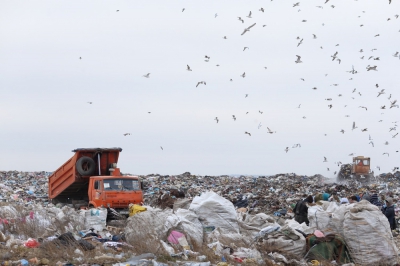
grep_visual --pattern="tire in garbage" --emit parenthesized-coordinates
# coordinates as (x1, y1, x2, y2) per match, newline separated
(76, 156, 96, 176)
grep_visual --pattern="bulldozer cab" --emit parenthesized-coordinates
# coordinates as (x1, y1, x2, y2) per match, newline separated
(352, 156, 370, 174)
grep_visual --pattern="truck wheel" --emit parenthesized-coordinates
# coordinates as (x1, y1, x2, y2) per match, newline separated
(76, 156, 96, 176)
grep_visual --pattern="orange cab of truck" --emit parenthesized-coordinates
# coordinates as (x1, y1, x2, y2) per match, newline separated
(48, 148, 143, 215)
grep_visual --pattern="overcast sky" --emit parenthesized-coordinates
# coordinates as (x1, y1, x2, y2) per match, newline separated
(1, 0, 399, 177)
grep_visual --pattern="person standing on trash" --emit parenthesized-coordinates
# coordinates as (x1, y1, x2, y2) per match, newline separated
(329, 191, 340, 204)
(348, 195, 358, 204)
(383, 197, 397, 230)
(293, 195, 313, 226)
(369, 189, 382, 207)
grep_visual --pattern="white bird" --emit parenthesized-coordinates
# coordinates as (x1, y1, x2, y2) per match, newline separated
(196, 81, 206, 87)
(377, 89, 385, 97)
(284, 147, 289, 153)
(187, 65, 192, 71)
(323, 157, 328, 162)
(267, 127, 276, 134)
(352, 122, 358, 130)
(297, 38, 303, 47)
(143, 73, 151, 78)
(369, 141, 374, 147)
(215, 117, 219, 123)
(295, 55, 302, 63)
(347, 65, 357, 74)
(87, 102, 92, 104)
(123, 133, 131, 136)
(241, 72, 246, 78)
(246, 11, 252, 18)
(215, 13, 218, 18)
(241, 23, 256, 35)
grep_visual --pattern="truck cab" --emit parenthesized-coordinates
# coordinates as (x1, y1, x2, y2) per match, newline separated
(89, 171, 142, 210)
(352, 156, 371, 175)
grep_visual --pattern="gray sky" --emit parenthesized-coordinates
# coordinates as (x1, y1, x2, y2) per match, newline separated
(1, 0, 399, 177)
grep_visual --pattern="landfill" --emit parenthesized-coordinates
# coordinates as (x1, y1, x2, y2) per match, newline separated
(1, 170, 400, 265)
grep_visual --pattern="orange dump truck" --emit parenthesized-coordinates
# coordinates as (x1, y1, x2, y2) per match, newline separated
(48, 148, 143, 214)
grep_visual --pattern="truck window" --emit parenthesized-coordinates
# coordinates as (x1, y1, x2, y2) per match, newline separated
(103, 179, 140, 191)
(94, 180, 100, 190)
(363, 160, 369, 165)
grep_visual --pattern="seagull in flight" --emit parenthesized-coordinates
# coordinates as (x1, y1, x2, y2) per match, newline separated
(284, 147, 289, 153)
(187, 65, 192, 71)
(297, 38, 303, 47)
(383, 152, 389, 156)
(246, 11, 252, 18)
(323, 157, 328, 162)
(232, 115, 236, 121)
(196, 81, 206, 87)
(143, 73, 151, 78)
(87, 102, 92, 104)
(295, 55, 302, 63)
(369, 141, 374, 147)
(160, 146, 163, 150)
(245, 131, 251, 136)
(215, 117, 219, 123)
(267, 127, 276, 134)
(241, 23, 256, 35)
(123, 133, 131, 136)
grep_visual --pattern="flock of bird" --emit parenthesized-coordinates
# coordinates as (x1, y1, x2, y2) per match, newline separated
(82, 1, 399, 174)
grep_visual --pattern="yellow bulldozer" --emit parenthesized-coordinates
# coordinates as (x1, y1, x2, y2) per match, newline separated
(338, 156, 373, 182)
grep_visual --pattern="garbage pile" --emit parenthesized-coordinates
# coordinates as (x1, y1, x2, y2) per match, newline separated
(0, 171, 50, 204)
(141, 172, 329, 215)
(1, 170, 400, 265)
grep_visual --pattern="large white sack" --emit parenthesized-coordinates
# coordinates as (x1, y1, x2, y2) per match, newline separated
(321, 201, 340, 213)
(80, 208, 107, 231)
(189, 191, 239, 234)
(343, 200, 399, 266)
(169, 208, 204, 248)
(330, 204, 352, 235)
(285, 219, 314, 235)
(308, 205, 331, 231)
(125, 207, 203, 251)
(238, 213, 277, 238)
(207, 227, 249, 246)
(263, 224, 306, 257)
(125, 207, 172, 251)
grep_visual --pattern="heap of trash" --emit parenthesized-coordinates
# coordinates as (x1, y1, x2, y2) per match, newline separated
(1, 170, 400, 265)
